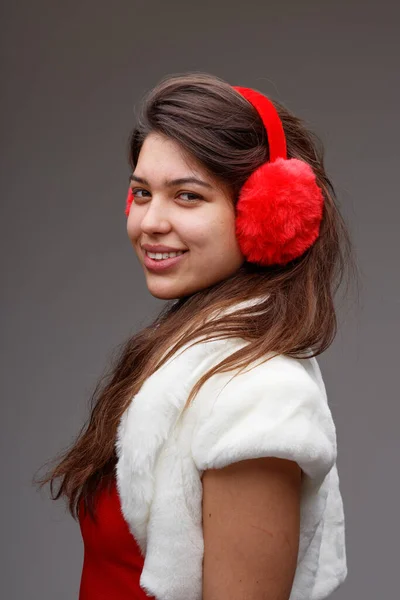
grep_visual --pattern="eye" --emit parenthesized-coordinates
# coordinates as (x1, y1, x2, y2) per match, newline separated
(131, 188, 150, 199)
(130, 188, 202, 204)
(178, 192, 202, 203)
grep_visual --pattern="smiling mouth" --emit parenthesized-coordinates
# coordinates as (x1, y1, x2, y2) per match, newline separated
(143, 249, 189, 271)
(144, 250, 188, 260)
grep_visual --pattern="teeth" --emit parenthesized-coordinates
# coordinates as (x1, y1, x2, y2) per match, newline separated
(146, 250, 185, 260)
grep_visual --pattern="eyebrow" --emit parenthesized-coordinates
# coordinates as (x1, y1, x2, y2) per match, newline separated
(129, 173, 214, 190)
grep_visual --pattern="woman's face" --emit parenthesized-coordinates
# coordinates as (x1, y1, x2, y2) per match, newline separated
(126, 132, 245, 300)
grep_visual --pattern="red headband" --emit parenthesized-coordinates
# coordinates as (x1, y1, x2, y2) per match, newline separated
(232, 86, 287, 161)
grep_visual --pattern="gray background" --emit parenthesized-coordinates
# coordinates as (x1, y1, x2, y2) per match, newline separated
(1, 0, 398, 598)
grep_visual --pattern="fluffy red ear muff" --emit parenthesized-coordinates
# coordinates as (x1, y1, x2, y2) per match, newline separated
(232, 85, 324, 266)
(235, 156, 323, 266)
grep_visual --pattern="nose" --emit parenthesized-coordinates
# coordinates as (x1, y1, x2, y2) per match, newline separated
(140, 196, 172, 235)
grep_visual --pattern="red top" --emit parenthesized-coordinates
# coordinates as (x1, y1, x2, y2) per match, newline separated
(78, 476, 155, 599)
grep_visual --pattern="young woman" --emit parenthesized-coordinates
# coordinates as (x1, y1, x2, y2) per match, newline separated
(36, 72, 356, 600)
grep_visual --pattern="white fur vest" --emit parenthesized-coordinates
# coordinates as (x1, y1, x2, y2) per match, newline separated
(115, 299, 347, 600)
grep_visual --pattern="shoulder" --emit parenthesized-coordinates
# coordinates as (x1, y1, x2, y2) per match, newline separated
(191, 350, 328, 428)
(190, 351, 337, 482)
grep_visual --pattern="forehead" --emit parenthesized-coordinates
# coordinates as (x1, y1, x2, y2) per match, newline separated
(135, 133, 211, 180)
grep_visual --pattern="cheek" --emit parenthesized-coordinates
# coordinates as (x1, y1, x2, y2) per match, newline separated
(208, 211, 237, 245)
(125, 190, 142, 240)
(126, 212, 140, 242)
(191, 207, 235, 239)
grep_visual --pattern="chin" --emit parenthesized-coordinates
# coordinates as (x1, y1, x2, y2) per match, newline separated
(146, 285, 184, 301)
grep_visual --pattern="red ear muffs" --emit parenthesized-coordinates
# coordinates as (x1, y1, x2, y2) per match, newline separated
(235, 156, 323, 266)
(232, 85, 324, 266)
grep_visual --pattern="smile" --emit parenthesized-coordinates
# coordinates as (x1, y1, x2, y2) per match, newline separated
(143, 250, 188, 272)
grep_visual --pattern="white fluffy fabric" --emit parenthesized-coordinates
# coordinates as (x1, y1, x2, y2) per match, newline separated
(115, 299, 347, 600)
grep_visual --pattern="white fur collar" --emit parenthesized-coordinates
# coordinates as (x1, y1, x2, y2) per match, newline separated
(115, 297, 265, 555)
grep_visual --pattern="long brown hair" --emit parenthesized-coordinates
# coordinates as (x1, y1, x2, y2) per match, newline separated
(34, 71, 359, 521)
